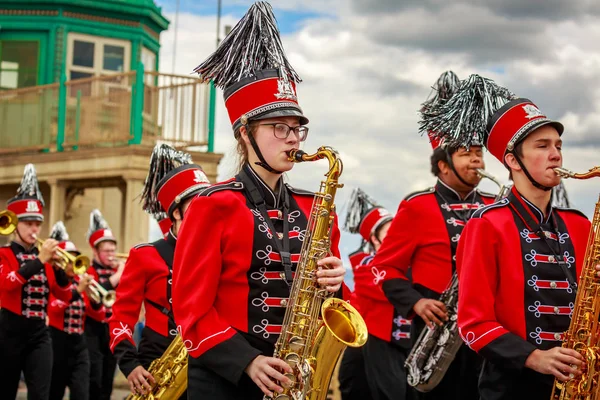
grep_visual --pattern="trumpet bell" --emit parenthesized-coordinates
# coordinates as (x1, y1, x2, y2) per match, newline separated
(72, 255, 90, 275)
(103, 291, 116, 308)
(0, 210, 18, 236)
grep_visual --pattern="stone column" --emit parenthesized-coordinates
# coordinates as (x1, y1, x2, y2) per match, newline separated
(47, 178, 66, 228)
(121, 176, 148, 253)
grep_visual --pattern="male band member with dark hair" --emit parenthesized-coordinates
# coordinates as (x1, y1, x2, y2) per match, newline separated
(171, 3, 347, 399)
(370, 71, 496, 400)
(48, 221, 94, 400)
(85, 209, 124, 400)
(109, 144, 210, 397)
(447, 75, 591, 400)
(339, 188, 413, 400)
(0, 164, 73, 399)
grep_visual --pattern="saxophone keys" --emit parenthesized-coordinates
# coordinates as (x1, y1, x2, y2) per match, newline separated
(282, 372, 296, 389)
(288, 336, 305, 352)
(284, 352, 301, 367)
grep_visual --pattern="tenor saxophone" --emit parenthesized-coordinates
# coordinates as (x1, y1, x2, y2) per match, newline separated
(126, 334, 187, 400)
(267, 147, 368, 400)
(551, 166, 600, 400)
(405, 169, 508, 392)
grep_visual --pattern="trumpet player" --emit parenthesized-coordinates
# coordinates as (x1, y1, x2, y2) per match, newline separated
(47, 221, 95, 400)
(0, 164, 73, 400)
(451, 76, 590, 400)
(370, 72, 495, 400)
(109, 144, 210, 397)
(85, 209, 124, 400)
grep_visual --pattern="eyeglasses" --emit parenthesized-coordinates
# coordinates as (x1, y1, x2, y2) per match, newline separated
(259, 123, 309, 142)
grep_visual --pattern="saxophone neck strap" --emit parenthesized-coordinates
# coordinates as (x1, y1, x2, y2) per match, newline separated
(239, 169, 294, 285)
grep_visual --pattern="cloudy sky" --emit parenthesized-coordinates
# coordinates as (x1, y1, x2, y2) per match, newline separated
(153, 0, 600, 285)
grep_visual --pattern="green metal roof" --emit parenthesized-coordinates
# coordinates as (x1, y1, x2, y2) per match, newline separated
(0, 0, 170, 31)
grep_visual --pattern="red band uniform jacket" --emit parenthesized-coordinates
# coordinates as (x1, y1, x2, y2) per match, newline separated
(172, 165, 342, 385)
(48, 278, 92, 336)
(372, 180, 495, 321)
(352, 251, 412, 347)
(457, 188, 591, 400)
(0, 242, 72, 324)
(108, 231, 178, 377)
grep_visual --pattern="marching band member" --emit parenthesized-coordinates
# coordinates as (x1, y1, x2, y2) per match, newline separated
(340, 188, 413, 400)
(171, 3, 346, 399)
(449, 75, 590, 399)
(85, 209, 124, 400)
(0, 164, 72, 399)
(48, 221, 94, 400)
(371, 72, 495, 400)
(109, 144, 210, 397)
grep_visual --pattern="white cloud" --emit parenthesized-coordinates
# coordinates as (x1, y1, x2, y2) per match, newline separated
(158, 3, 600, 266)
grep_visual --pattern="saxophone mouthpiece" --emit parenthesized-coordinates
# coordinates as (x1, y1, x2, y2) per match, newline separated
(287, 149, 306, 162)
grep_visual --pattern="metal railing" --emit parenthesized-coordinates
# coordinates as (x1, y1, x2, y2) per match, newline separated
(0, 66, 211, 154)
(0, 83, 59, 154)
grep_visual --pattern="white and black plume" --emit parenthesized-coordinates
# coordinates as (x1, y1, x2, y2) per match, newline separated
(87, 209, 109, 239)
(50, 221, 69, 242)
(17, 163, 44, 204)
(193, 1, 301, 89)
(141, 144, 192, 217)
(343, 188, 381, 234)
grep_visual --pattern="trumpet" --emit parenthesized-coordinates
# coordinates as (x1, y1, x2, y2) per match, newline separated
(87, 278, 116, 308)
(114, 253, 129, 259)
(0, 210, 90, 275)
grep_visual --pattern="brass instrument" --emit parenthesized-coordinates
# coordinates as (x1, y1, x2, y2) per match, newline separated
(0, 210, 89, 275)
(114, 252, 129, 259)
(268, 147, 368, 400)
(476, 168, 512, 200)
(552, 166, 600, 400)
(405, 169, 510, 392)
(126, 335, 188, 400)
(87, 279, 116, 308)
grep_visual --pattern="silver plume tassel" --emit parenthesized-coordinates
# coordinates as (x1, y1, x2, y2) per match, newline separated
(141, 144, 192, 216)
(421, 71, 460, 110)
(343, 188, 381, 234)
(420, 74, 516, 148)
(193, 1, 301, 88)
(50, 221, 69, 242)
(17, 163, 44, 205)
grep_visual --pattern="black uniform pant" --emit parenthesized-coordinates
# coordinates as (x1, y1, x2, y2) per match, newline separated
(0, 309, 53, 400)
(338, 346, 372, 400)
(188, 357, 263, 400)
(85, 319, 117, 400)
(362, 335, 417, 400)
(49, 327, 90, 400)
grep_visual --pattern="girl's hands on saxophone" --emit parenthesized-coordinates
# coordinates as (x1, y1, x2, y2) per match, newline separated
(245, 355, 293, 397)
(128, 365, 155, 395)
(525, 347, 584, 381)
(316, 256, 345, 293)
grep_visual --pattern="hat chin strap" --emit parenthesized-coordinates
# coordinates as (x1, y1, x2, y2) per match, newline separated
(445, 149, 475, 189)
(247, 129, 284, 175)
(512, 152, 553, 192)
